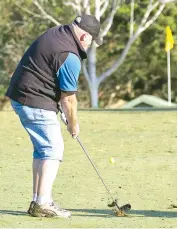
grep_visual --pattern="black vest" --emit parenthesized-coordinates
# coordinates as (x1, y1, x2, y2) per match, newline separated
(6, 24, 87, 113)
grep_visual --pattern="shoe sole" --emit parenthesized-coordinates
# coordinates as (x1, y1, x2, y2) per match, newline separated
(31, 210, 70, 218)
(31, 213, 71, 218)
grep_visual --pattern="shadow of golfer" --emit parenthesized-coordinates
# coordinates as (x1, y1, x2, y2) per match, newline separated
(0, 210, 27, 216)
(129, 210, 177, 218)
(0, 209, 176, 219)
(69, 208, 177, 218)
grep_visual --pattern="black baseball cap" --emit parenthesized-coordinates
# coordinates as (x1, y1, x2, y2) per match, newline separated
(74, 14, 103, 46)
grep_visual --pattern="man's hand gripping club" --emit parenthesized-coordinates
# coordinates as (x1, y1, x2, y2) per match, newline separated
(60, 92, 79, 138)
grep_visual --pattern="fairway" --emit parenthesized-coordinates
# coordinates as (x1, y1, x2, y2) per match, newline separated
(0, 110, 176, 228)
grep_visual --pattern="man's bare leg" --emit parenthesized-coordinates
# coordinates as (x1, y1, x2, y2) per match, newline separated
(33, 159, 40, 201)
(36, 160, 59, 204)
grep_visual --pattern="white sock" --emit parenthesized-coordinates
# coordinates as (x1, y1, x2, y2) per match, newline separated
(33, 193, 37, 202)
(36, 195, 49, 205)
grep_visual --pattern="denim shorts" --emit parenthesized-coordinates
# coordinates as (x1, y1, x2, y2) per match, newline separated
(11, 100, 64, 161)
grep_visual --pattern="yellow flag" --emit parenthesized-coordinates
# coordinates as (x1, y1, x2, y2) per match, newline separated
(165, 26, 174, 52)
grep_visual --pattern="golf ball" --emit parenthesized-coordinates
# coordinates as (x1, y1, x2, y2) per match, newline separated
(109, 157, 115, 164)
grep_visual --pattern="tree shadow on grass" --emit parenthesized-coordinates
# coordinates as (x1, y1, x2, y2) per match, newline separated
(69, 209, 177, 218)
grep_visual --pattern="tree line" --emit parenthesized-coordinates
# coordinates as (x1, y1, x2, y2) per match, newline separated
(0, 0, 176, 108)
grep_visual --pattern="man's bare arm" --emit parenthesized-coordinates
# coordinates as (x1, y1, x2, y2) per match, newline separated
(60, 91, 79, 137)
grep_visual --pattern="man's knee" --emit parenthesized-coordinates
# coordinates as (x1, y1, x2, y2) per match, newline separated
(33, 144, 64, 161)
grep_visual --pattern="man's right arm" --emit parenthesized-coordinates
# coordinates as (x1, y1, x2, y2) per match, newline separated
(60, 91, 79, 138)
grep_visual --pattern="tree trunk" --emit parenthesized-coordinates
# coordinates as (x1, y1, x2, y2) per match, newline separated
(87, 43, 99, 108)
(89, 84, 99, 108)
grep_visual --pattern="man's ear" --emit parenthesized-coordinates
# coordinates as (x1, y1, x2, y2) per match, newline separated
(80, 33, 87, 42)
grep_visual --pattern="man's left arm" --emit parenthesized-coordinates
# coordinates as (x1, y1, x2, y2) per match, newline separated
(56, 52, 81, 137)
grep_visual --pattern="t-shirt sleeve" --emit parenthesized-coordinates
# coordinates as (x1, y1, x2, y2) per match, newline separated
(56, 52, 81, 92)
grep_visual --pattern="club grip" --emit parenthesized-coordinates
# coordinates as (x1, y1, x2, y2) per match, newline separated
(60, 112, 68, 125)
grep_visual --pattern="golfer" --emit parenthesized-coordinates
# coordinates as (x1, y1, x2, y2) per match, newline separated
(5, 14, 102, 218)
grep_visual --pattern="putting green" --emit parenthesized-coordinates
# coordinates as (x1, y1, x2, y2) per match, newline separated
(0, 110, 176, 228)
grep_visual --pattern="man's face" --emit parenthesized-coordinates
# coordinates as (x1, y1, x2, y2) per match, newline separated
(80, 33, 93, 50)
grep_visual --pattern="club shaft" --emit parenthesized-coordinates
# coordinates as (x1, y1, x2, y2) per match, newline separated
(76, 136, 115, 202)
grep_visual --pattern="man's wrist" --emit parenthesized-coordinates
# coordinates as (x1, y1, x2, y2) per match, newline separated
(67, 116, 78, 127)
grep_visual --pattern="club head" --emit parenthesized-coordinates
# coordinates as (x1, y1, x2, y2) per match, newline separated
(108, 199, 131, 217)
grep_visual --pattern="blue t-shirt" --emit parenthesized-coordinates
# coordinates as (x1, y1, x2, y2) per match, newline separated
(56, 52, 81, 92)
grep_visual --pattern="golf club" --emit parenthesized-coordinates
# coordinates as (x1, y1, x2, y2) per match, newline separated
(59, 106, 131, 216)
(76, 136, 131, 216)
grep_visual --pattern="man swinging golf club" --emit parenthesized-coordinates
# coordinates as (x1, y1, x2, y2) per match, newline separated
(6, 14, 103, 218)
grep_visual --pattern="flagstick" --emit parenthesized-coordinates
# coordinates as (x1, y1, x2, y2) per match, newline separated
(167, 49, 171, 106)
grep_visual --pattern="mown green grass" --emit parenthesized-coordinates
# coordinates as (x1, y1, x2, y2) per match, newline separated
(0, 110, 176, 228)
